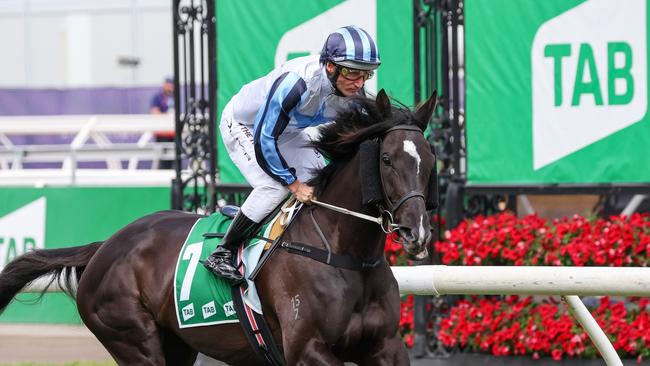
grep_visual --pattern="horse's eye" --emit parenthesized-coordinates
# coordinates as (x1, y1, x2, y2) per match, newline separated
(381, 153, 392, 165)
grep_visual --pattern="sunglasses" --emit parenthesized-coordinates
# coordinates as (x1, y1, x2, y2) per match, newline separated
(336, 65, 374, 81)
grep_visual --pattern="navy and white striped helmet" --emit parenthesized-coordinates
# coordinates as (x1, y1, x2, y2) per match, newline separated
(320, 26, 380, 71)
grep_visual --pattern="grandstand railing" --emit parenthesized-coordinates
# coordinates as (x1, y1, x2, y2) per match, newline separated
(0, 143, 175, 168)
(0, 114, 176, 184)
(0, 169, 176, 187)
(0, 114, 173, 135)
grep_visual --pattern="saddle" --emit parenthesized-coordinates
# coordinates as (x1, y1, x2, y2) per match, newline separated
(201, 197, 384, 366)
(215, 199, 300, 366)
(218, 198, 298, 251)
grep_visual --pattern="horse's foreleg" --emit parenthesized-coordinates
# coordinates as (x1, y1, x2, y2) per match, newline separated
(286, 338, 345, 366)
(357, 334, 410, 366)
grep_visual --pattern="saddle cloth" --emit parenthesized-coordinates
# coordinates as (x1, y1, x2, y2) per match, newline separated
(173, 200, 299, 328)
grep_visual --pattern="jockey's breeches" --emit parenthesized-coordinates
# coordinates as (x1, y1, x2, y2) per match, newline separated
(219, 101, 325, 223)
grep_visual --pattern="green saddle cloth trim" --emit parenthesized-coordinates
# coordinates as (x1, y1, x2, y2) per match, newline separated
(173, 212, 268, 328)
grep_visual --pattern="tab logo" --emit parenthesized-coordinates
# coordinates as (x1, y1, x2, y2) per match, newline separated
(0, 197, 46, 269)
(274, 0, 378, 93)
(223, 301, 236, 317)
(202, 300, 217, 319)
(182, 303, 195, 321)
(532, 0, 647, 169)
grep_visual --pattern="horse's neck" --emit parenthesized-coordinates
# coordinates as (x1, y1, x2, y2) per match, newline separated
(316, 154, 386, 259)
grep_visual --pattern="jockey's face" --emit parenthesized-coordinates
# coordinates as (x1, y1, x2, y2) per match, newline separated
(327, 62, 369, 97)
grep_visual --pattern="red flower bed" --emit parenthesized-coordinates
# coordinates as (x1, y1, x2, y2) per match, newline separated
(386, 212, 650, 360)
(435, 213, 650, 267)
(439, 296, 650, 361)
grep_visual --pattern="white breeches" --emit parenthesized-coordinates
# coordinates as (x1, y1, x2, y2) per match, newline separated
(219, 101, 325, 223)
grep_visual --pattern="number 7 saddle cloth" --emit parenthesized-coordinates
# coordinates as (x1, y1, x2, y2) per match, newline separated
(173, 200, 298, 328)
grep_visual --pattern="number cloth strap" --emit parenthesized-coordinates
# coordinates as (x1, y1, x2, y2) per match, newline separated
(231, 245, 286, 366)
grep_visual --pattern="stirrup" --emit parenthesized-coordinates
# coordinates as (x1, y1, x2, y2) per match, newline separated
(203, 252, 244, 285)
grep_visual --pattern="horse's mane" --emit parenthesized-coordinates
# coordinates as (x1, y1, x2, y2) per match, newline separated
(308, 95, 420, 194)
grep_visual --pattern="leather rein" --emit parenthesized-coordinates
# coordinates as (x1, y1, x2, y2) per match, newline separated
(312, 124, 427, 233)
(280, 125, 427, 271)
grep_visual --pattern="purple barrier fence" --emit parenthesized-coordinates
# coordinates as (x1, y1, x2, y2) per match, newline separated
(0, 87, 159, 116)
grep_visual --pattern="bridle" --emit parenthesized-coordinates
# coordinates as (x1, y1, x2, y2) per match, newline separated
(312, 124, 434, 234)
(275, 124, 436, 272)
(376, 125, 428, 233)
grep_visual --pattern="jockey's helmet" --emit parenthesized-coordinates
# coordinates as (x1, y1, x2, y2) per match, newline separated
(320, 26, 381, 71)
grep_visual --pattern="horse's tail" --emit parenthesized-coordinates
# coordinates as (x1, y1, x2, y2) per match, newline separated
(0, 242, 102, 315)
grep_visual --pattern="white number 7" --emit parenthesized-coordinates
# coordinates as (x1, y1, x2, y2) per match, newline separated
(180, 242, 204, 301)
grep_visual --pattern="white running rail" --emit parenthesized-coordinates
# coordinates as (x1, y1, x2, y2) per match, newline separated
(391, 265, 650, 297)
(391, 265, 646, 366)
(25, 265, 648, 365)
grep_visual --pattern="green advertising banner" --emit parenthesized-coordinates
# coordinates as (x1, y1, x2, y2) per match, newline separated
(465, 0, 650, 184)
(0, 187, 170, 324)
(216, 0, 414, 182)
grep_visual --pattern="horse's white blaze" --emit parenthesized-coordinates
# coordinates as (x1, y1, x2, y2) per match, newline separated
(403, 140, 421, 175)
(418, 215, 426, 245)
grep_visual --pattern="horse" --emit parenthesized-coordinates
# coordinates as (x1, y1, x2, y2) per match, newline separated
(0, 89, 438, 366)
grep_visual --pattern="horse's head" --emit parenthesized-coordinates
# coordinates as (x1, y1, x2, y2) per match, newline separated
(312, 89, 438, 259)
(355, 90, 438, 259)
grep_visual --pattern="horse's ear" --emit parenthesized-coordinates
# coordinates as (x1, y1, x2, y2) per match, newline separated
(376, 89, 391, 118)
(414, 90, 438, 131)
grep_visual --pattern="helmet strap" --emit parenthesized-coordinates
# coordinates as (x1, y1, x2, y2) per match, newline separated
(326, 64, 345, 96)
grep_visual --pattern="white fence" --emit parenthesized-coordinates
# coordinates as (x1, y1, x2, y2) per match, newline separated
(391, 265, 646, 366)
(392, 265, 650, 296)
(0, 114, 173, 136)
(26, 265, 648, 365)
(0, 114, 176, 186)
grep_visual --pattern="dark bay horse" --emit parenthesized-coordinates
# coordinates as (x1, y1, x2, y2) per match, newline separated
(0, 90, 438, 365)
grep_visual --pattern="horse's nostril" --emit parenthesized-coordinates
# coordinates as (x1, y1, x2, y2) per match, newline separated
(398, 227, 417, 243)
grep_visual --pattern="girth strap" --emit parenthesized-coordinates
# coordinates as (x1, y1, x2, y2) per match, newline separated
(230, 245, 286, 366)
(280, 241, 384, 271)
(231, 284, 286, 366)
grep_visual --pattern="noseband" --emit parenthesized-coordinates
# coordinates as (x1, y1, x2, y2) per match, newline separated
(379, 125, 426, 234)
(312, 124, 436, 233)
(282, 124, 434, 272)
(375, 125, 429, 233)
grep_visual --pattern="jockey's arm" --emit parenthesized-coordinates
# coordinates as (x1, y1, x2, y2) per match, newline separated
(252, 72, 313, 203)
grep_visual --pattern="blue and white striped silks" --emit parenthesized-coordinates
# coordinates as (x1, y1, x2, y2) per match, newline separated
(253, 72, 307, 185)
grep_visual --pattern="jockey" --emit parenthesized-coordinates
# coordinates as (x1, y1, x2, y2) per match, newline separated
(203, 25, 381, 284)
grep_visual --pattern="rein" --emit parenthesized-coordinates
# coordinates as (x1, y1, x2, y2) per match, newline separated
(277, 205, 385, 271)
(310, 198, 397, 234)
(277, 124, 429, 271)
(310, 124, 427, 234)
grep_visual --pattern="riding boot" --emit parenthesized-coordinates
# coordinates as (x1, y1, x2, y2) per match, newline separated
(203, 212, 260, 285)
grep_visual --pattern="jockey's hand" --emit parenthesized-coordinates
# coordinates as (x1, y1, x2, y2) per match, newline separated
(288, 180, 314, 204)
